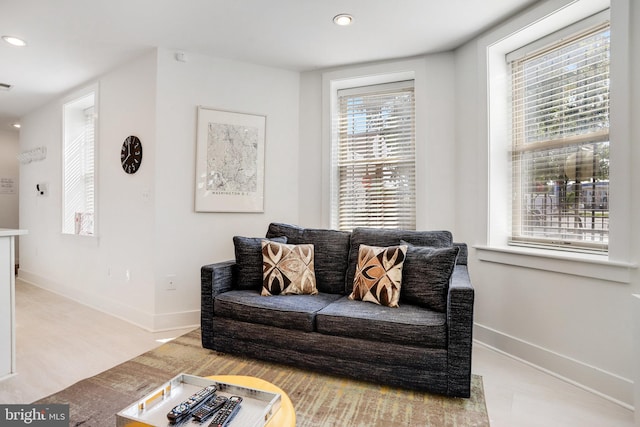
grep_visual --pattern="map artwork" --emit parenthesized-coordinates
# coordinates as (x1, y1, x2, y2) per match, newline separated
(206, 122, 259, 194)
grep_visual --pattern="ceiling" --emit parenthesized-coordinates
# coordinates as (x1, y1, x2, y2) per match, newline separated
(0, 0, 539, 132)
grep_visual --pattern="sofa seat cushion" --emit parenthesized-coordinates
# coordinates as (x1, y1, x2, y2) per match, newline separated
(214, 290, 341, 332)
(316, 296, 447, 348)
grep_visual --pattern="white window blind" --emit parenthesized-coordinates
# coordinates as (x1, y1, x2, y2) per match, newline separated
(333, 81, 416, 231)
(509, 20, 610, 252)
(63, 92, 96, 236)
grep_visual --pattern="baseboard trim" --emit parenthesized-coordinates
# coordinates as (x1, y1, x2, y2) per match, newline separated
(152, 311, 200, 332)
(474, 322, 634, 410)
(0, 372, 17, 382)
(17, 269, 200, 333)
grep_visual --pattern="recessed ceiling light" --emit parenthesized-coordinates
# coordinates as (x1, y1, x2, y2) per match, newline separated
(333, 14, 354, 26)
(12, 123, 21, 129)
(2, 36, 27, 47)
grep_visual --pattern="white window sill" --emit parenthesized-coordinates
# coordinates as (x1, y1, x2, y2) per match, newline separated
(474, 245, 636, 283)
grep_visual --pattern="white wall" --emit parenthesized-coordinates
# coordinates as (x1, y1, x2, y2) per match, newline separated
(298, 71, 323, 226)
(152, 48, 301, 328)
(0, 130, 19, 230)
(298, 53, 457, 230)
(628, 0, 640, 416)
(0, 130, 20, 263)
(17, 48, 301, 331)
(455, 0, 640, 408)
(19, 51, 159, 328)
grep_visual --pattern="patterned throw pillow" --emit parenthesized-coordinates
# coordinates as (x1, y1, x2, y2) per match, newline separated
(261, 241, 318, 296)
(349, 244, 408, 307)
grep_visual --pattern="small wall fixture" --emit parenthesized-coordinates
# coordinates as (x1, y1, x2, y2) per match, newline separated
(2, 35, 27, 47)
(36, 183, 48, 197)
(333, 14, 354, 26)
(17, 146, 47, 164)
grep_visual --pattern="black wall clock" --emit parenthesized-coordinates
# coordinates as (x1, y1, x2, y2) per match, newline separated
(121, 135, 143, 174)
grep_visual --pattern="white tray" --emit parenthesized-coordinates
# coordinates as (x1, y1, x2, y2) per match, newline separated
(116, 374, 281, 427)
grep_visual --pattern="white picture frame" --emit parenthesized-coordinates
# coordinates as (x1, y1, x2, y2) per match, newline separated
(195, 107, 266, 212)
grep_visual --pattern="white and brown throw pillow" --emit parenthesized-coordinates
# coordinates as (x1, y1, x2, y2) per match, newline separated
(261, 240, 318, 296)
(349, 244, 408, 307)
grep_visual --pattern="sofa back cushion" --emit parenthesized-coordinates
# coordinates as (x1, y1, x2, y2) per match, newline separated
(400, 242, 459, 312)
(454, 242, 468, 265)
(233, 236, 287, 290)
(266, 223, 351, 294)
(345, 228, 453, 294)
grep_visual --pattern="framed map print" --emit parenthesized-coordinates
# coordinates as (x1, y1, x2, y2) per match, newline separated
(195, 107, 266, 212)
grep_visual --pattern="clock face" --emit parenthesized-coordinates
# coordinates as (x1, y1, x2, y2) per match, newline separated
(121, 135, 142, 174)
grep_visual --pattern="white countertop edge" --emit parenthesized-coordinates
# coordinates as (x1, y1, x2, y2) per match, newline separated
(0, 229, 28, 237)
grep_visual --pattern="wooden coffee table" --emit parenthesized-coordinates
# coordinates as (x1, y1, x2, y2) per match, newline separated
(208, 375, 295, 427)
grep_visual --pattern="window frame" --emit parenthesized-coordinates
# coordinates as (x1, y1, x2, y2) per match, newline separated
(322, 66, 419, 231)
(508, 16, 611, 253)
(479, 0, 635, 281)
(332, 80, 417, 231)
(61, 84, 99, 237)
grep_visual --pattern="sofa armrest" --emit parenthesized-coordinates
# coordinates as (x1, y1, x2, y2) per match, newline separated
(446, 264, 475, 397)
(201, 260, 236, 348)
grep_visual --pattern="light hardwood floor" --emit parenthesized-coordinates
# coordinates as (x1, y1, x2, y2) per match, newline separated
(0, 280, 636, 426)
(0, 280, 195, 405)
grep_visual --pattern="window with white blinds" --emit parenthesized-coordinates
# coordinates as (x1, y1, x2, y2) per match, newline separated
(62, 90, 96, 236)
(509, 18, 610, 252)
(332, 81, 416, 231)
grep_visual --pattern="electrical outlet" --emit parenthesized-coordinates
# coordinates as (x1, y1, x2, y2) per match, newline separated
(166, 274, 177, 290)
(141, 188, 151, 203)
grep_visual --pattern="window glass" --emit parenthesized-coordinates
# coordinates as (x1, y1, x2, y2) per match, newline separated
(509, 23, 610, 252)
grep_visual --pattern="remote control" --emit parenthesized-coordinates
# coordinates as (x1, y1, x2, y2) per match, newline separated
(167, 385, 218, 424)
(191, 395, 228, 423)
(208, 396, 242, 427)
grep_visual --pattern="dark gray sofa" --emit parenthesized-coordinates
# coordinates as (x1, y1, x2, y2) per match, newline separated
(201, 223, 475, 397)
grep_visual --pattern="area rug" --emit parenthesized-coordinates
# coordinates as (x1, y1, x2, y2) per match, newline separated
(35, 328, 489, 426)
